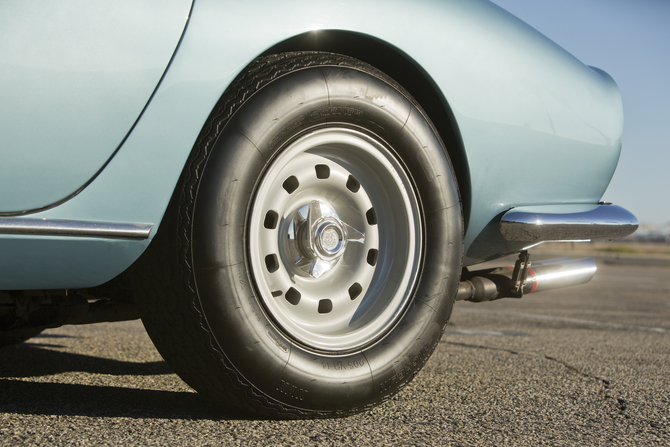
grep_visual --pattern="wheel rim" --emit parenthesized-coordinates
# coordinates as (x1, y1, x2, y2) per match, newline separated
(248, 128, 422, 352)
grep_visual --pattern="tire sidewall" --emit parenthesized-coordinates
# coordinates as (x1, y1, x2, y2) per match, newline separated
(191, 62, 462, 412)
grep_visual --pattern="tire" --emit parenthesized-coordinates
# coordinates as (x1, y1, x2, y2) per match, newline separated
(133, 52, 462, 418)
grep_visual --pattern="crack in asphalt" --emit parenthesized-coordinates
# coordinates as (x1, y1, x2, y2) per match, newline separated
(445, 341, 628, 416)
(543, 354, 628, 416)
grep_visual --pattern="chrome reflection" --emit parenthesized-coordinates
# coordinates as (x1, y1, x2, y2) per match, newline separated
(0, 218, 153, 240)
(500, 204, 638, 242)
(456, 257, 597, 302)
(286, 200, 365, 279)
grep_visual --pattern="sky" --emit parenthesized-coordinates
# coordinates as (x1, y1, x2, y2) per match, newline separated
(492, 0, 670, 226)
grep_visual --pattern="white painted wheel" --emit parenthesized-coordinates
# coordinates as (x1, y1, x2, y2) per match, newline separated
(249, 128, 422, 352)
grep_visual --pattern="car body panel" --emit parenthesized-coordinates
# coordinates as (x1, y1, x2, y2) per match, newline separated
(0, 0, 626, 289)
(0, 0, 192, 213)
(0, 235, 149, 290)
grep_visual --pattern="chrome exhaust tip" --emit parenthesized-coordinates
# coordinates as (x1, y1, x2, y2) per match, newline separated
(456, 257, 597, 302)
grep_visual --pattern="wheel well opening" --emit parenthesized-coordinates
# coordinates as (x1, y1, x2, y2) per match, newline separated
(262, 30, 471, 230)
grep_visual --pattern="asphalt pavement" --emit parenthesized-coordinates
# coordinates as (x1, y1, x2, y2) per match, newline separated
(1, 247, 669, 446)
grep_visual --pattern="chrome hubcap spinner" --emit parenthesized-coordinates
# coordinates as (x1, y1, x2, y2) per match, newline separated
(287, 200, 365, 278)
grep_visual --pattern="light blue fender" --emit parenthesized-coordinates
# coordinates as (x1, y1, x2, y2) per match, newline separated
(0, 0, 193, 213)
(0, 0, 624, 289)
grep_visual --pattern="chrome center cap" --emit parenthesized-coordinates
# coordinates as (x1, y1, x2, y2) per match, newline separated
(286, 200, 364, 278)
(320, 227, 340, 251)
(315, 221, 345, 258)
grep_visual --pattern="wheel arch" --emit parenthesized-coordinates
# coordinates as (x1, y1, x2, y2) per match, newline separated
(263, 31, 471, 230)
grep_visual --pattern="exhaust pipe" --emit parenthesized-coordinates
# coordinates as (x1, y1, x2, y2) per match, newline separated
(456, 257, 597, 302)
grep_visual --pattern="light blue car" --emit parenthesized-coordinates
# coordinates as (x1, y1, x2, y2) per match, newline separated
(0, 0, 637, 417)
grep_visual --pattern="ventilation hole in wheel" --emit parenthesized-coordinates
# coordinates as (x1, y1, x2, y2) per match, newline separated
(264, 210, 279, 230)
(285, 287, 301, 306)
(367, 249, 379, 266)
(318, 299, 333, 314)
(348, 283, 363, 300)
(265, 254, 279, 273)
(282, 176, 299, 194)
(346, 175, 360, 193)
(366, 207, 377, 225)
(271, 290, 282, 297)
(315, 164, 330, 179)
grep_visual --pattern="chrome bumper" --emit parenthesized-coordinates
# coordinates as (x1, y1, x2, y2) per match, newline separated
(500, 204, 638, 243)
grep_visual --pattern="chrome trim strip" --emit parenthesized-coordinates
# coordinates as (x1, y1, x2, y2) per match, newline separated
(0, 218, 153, 240)
(500, 204, 638, 242)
